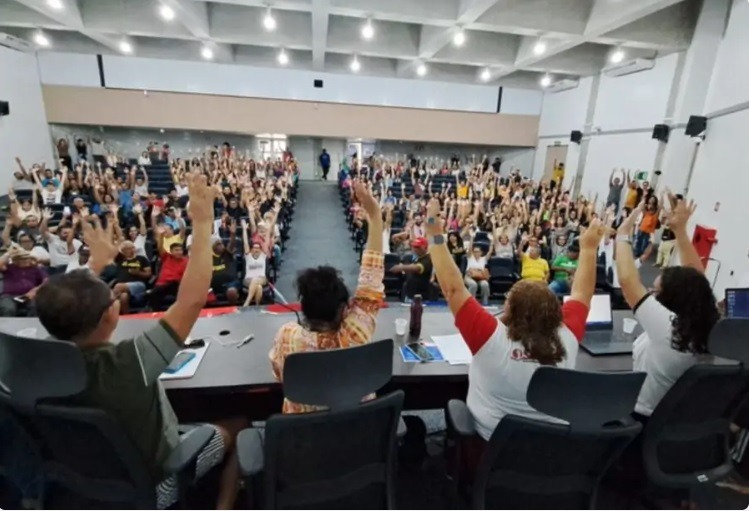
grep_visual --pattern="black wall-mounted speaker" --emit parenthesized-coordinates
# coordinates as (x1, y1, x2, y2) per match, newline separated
(570, 130, 582, 144)
(652, 124, 670, 142)
(0, 101, 9, 117)
(313, 79, 323, 88)
(685, 115, 707, 137)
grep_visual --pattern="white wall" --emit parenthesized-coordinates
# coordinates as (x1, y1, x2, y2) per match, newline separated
(500, 88, 543, 116)
(537, 77, 593, 137)
(0, 46, 54, 191)
(289, 137, 315, 180)
(37, 52, 101, 87)
(592, 53, 678, 131)
(98, 55, 502, 113)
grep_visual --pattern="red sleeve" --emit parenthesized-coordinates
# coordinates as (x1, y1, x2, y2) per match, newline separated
(562, 299, 589, 343)
(454, 297, 499, 355)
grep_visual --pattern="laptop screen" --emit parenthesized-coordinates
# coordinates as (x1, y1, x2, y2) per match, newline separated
(725, 288, 749, 319)
(565, 294, 613, 327)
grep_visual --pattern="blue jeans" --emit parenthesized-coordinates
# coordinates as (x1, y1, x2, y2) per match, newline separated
(549, 279, 570, 296)
(634, 231, 651, 257)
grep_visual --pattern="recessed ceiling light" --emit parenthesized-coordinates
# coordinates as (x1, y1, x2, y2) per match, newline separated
(480, 68, 491, 82)
(533, 40, 546, 56)
(350, 55, 361, 73)
(201, 45, 213, 60)
(119, 40, 133, 54)
(34, 32, 50, 47)
(453, 29, 466, 47)
(159, 4, 175, 21)
(47, 0, 64, 10)
(263, 8, 277, 31)
(540, 74, 552, 87)
(610, 48, 625, 63)
(361, 18, 374, 40)
(277, 48, 289, 65)
(416, 62, 427, 77)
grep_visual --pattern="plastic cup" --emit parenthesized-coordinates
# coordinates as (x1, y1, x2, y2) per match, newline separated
(622, 318, 638, 335)
(395, 318, 408, 336)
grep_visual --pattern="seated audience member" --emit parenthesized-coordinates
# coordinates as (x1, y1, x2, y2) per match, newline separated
(0, 247, 47, 317)
(113, 241, 152, 313)
(8, 186, 40, 222)
(151, 206, 185, 253)
(65, 245, 91, 273)
(210, 227, 240, 305)
(655, 217, 675, 268)
(422, 197, 604, 439)
(447, 232, 466, 266)
(550, 232, 570, 261)
(493, 233, 514, 259)
(269, 181, 384, 413)
(549, 243, 580, 296)
(149, 226, 189, 311)
(34, 174, 242, 509)
(389, 237, 433, 300)
(634, 198, 661, 257)
(241, 221, 268, 307)
(40, 212, 83, 272)
(465, 244, 492, 305)
(517, 234, 549, 282)
(615, 197, 719, 419)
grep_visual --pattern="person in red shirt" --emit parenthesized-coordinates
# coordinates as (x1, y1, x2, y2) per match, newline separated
(148, 231, 188, 311)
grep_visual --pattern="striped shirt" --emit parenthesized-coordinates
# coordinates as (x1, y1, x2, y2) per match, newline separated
(269, 249, 385, 414)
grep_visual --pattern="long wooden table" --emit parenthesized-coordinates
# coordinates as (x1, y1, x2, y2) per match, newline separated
(1, 307, 638, 421)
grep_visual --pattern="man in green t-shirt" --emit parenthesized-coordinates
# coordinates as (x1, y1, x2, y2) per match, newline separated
(549, 243, 579, 295)
(35, 174, 243, 509)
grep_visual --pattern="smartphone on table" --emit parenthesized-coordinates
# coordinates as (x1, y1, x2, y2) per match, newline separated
(405, 342, 434, 362)
(164, 352, 196, 374)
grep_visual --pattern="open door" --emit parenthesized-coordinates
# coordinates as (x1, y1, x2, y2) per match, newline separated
(543, 145, 568, 185)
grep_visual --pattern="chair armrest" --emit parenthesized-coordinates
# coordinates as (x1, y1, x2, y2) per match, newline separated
(163, 425, 215, 476)
(237, 428, 265, 477)
(446, 399, 477, 437)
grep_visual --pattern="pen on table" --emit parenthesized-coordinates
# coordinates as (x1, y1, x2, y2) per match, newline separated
(236, 334, 254, 349)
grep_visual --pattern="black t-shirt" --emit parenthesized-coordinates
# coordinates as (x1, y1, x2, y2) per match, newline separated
(405, 254, 433, 299)
(116, 255, 150, 282)
(225, 205, 244, 219)
(661, 228, 675, 241)
(211, 252, 237, 287)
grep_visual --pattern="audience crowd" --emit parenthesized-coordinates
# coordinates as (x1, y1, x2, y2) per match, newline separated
(1, 141, 298, 317)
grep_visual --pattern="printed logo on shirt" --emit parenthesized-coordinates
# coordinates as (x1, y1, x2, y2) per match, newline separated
(510, 348, 536, 363)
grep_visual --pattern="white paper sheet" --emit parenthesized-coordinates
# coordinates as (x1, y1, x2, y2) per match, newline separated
(159, 341, 210, 380)
(431, 334, 472, 365)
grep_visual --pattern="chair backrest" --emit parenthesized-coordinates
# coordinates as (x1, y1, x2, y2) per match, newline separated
(0, 331, 86, 412)
(473, 368, 645, 509)
(708, 318, 749, 366)
(384, 253, 400, 270)
(0, 332, 156, 508)
(263, 390, 404, 509)
(642, 362, 747, 489)
(283, 339, 393, 411)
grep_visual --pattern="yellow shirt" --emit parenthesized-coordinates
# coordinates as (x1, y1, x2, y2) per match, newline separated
(162, 234, 183, 252)
(552, 165, 564, 183)
(624, 188, 639, 209)
(457, 184, 469, 199)
(521, 253, 549, 281)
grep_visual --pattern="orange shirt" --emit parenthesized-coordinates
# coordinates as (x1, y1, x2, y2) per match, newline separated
(639, 211, 658, 234)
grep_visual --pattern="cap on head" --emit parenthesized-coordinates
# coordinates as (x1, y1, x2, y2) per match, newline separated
(411, 237, 429, 249)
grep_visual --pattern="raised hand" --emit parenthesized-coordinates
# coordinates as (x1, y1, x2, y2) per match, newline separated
(579, 218, 606, 251)
(82, 219, 117, 268)
(353, 181, 380, 218)
(42, 208, 53, 220)
(425, 198, 444, 236)
(151, 205, 161, 218)
(667, 198, 696, 232)
(132, 203, 143, 215)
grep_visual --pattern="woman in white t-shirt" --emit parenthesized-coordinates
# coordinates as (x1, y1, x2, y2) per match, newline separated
(242, 219, 268, 306)
(422, 197, 605, 441)
(615, 198, 719, 418)
(9, 188, 40, 222)
(465, 244, 492, 305)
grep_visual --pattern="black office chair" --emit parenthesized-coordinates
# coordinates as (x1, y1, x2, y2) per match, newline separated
(237, 340, 404, 509)
(0, 332, 217, 509)
(446, 367, 646, 509)
(640, 319, 749, 507)
(383, 253, 404, 297)
(487, 256, 518, 297)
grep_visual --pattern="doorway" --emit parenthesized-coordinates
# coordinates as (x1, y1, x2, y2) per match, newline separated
(543, 144, 568, 184)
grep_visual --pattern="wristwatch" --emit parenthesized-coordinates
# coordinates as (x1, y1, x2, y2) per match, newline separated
(430, 234, 446, 246)
(616, 234, 632, 244)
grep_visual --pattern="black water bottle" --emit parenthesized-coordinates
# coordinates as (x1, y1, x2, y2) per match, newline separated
(409, 294, 423, 338)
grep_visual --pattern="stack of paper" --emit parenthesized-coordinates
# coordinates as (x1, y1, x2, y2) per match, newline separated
(431, 334, 472, 365)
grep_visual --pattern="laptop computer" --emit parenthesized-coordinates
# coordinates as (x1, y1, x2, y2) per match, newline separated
(565, 294, 635, 356)
(725, 288, 749, 319)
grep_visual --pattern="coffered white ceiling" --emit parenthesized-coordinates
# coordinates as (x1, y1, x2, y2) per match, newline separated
(0, 0, 701, 89)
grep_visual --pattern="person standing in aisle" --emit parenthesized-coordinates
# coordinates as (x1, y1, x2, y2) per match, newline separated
(319, 148, 331, 181)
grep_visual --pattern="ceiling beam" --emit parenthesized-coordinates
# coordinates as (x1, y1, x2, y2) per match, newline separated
(161, 0, 210, 39)
(311, 0, 329, 70)
(494, 0, 686, 79)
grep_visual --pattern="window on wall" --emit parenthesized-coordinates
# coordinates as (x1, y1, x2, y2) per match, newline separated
(257, 134, 287, 161)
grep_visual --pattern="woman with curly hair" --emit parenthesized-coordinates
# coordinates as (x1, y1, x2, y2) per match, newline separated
(615, 195, 718, 418)
(423, 197, 606, 440)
